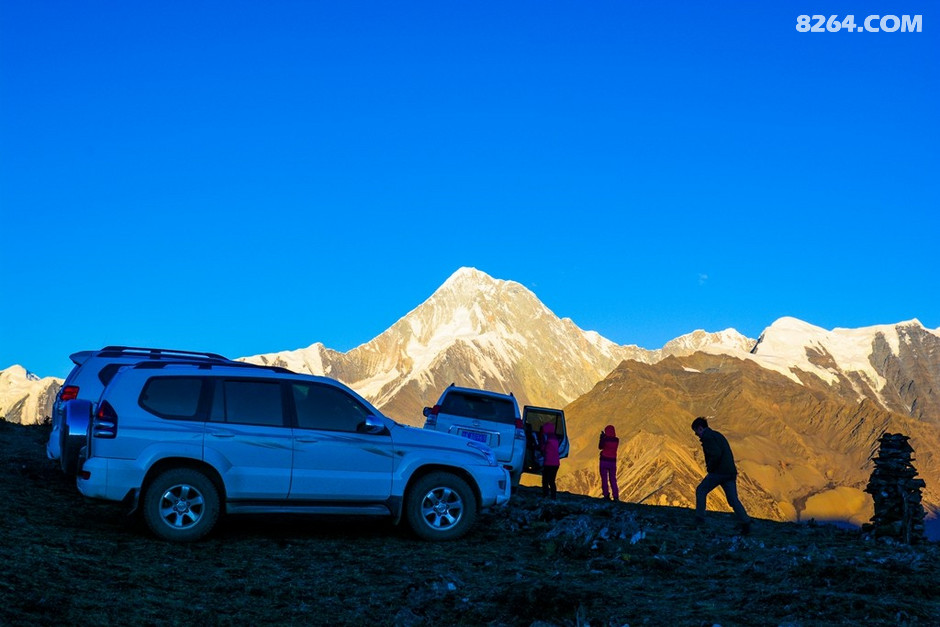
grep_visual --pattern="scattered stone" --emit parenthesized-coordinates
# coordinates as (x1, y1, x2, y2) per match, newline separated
(392, 607, 424, 627)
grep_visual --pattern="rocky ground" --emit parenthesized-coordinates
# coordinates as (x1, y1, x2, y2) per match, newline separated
(2, 421, 939, 626)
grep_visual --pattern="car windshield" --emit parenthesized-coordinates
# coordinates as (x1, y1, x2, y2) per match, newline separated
(441, 392, 516, 424)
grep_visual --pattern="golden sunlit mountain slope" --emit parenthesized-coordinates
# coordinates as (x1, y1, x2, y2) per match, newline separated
(557, 353, 940, 526)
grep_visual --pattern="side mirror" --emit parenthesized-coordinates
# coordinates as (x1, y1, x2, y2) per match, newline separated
(422, 407, 431, 417)
(358, 415, 387, 435)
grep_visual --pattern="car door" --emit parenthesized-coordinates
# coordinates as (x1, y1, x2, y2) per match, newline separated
(288, 381, 394, 501)
(522, 406, 569, 473)
(204, 378, 293, 499)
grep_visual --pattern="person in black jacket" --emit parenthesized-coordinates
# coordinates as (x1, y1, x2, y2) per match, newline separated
(691, 416, 751, 534)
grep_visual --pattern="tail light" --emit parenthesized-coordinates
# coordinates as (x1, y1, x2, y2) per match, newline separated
(424, 404, 441, 427)
(60, 385, 80, 402)
(92, 401, 118, 439)
(514, 418, 526, 440)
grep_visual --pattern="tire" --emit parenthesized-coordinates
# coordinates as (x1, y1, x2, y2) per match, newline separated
(405, 472, 477, 541)
(59, 428, 80, 475)
(143, 468, 220, 542)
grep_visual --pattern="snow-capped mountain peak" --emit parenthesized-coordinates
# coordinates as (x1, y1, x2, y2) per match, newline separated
(0, 365, 60, 425)
(746, 317, 940, 417)
(439, 266, 499, 292)
(245, 268, 635, 422)
(664, 328, 756, 355)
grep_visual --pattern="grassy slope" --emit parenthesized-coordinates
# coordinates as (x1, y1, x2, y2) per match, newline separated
(1, 421, 938, 626)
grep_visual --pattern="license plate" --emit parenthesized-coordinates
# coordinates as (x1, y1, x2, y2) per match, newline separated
(461, 430, 487, 443)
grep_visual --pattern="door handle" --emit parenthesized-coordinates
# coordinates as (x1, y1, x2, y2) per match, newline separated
(208, 432, 235, 438)
(295, 437, 318, 443)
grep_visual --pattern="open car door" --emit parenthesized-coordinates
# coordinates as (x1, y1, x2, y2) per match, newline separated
(521, 405, 568, 474)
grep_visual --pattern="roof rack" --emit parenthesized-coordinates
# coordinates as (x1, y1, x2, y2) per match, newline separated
(132, 360, 295, 375)
(97, 346, 230, 361)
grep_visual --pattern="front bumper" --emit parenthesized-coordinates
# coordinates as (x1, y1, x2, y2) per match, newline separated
(481, 466, 512, 508)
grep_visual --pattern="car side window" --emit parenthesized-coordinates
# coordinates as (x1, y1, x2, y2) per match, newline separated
(220, 380, 285, 427)
(139, 377, 206, 421)
(292, 383, 371, 432)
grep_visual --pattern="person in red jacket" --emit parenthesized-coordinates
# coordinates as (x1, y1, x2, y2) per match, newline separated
(540, 422, 561, 500)
(598, 425, 620, 501)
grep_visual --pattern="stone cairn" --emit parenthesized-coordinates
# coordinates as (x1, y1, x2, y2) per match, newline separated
(863, 433, 927, 544)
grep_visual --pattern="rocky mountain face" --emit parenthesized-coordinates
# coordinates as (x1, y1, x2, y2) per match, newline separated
(746, 317, 940, 424)
(0, 365, 60, 425)
(243, 268, 753, 425)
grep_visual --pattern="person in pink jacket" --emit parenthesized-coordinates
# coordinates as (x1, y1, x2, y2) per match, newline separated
(598, 425, 620, 501)
(540, 422, 561, 500)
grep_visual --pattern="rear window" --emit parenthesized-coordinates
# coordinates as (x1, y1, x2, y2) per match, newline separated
(441, 392, 517, 424)
(140, 377, 206, 420)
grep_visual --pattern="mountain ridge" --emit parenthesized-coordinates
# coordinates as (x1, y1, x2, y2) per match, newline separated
(242, 267, 761, 424)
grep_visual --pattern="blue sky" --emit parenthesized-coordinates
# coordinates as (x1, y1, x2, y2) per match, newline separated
(2, 1, 937, 379)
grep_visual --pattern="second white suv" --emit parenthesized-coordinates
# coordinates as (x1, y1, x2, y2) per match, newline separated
(423, 385, 528, 485)
(423, 385, 570, 486)
(77, 362, 510, 542)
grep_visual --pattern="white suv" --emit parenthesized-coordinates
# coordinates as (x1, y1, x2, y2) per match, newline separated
(423, 386, 570, 486)
(77, 362, 510, 542)
(48, 346, 235, 474)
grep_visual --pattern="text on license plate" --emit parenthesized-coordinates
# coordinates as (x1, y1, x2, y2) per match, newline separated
(460, 430, 487, 443)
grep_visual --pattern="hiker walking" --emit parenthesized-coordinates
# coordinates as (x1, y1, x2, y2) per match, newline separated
(598, 425, 620, 501)
(691, 416, 751, 534)
(540, 422, 561, 500)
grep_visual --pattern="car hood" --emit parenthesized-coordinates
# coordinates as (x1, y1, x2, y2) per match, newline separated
(388, 421, 495, 464)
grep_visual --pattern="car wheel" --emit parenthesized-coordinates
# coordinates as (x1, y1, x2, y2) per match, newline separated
(143, 468, 220, 542)
(405, 472, 477, 541)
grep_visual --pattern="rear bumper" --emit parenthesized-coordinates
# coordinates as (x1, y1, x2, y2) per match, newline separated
(46, 426, 61, 460)
(77, 457, 144, 502)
